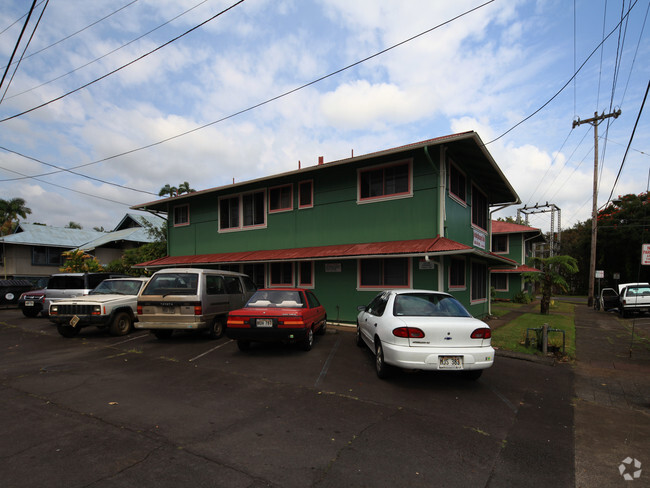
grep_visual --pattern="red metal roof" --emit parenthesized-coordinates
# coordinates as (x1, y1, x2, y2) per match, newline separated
(136, 236, 478, 268)
(491, 220, 541, 234)
(490, 264, 541, 273)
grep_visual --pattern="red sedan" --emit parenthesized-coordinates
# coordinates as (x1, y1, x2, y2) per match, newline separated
(226, 288, 327, 351)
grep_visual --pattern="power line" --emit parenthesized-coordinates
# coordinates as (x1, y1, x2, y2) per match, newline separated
(0, 0, 37, 93)
(485, 0, 639, 145)
(0, 0, 140, 70)
(0, 0, 46, 37)
(0, 0, 496, 185)
(4, 0, 211, 101)
(0, 0, 245, 123)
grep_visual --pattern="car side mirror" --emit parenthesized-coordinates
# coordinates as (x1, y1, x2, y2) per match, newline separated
(357, 305, 367, 312)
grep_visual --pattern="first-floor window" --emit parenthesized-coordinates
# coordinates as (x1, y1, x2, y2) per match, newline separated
(32, 246, 64, 266)
(359, 258, 409, 288)
(299, 261, 313, 287)
(471, 262, 487, 301)
(491, 273, 508, 291)
(449, 258, 465, 288)
(270, 262, 293, 286)
(243, 263, 265, 289)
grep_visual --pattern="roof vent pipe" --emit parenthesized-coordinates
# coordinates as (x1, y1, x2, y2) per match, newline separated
(318, 156, 324, 165)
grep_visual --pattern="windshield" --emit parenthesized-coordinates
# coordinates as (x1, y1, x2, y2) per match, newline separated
(246, 290, 304, 308)
(393, 293, 472, 317)
(141, 273, 198, 296)
(626, 286, 650, 297)
(91, 280, 145, 295)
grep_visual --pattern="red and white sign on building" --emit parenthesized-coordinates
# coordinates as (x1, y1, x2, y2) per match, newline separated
(642, 243, 650, 266)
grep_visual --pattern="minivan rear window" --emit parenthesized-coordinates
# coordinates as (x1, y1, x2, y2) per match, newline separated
(142, 273, 199, 296)
(48, 276, 85, 289)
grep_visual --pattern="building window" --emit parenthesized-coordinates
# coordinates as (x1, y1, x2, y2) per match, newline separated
(270, 262, 293, 286)
(243, 263, 265, 289)
(173, 204, 189, 226)
(243, 191, 265, 226)
(298, 261, 314, 287)
(491, 273, 508, 291)
(298, 180, 313, 208)
(32, 246, 64, 266)
(359, 258, 410, 288)
(449, 160, 466, 202)
(472, 185, 488, 231)
(449, 258, 465, 288)
(219, 190, 266, 231)
(269, 184, 293, 212)
(358, 160, 412, 203)
(471, 262, 488, 302)
(219, 196, 239, 230)
(492, 234, 508, 253)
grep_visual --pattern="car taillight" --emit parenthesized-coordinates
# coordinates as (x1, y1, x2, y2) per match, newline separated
(137, 305, 143, 315)
(392, 327, 425, 338)
(471, 328, 492, 339)
(194, 305, 202, 315)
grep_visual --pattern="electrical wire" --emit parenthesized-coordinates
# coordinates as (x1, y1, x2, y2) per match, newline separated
(0, 0, 36, 92)
(0, 0, 496, 185)
(0, 0, 246, 124)
(0, 0, 46, 37)
(0, 0, 140, 70)
(0, 0, 48, 104)
(4, 0, 211, 102)
(485, 0, 638, 145)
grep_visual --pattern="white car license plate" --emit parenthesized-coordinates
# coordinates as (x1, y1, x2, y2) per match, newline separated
(25, 301, 34, 307)
(439, 356, 463, 369)
(257, 318, 273, 327)
(162, 306, 174, 314)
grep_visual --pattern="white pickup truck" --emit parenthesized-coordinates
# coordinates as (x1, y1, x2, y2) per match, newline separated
(618, 282, 650, 318)
(49, 277, 149, 337)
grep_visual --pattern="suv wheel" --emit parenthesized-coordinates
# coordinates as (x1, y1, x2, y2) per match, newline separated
(208, 317, 225, 339)
(109, 311, 132, 336)
(21, 307, 40, 318)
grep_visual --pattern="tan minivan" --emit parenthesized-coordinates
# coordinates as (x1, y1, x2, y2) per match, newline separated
(136, 268, 257, 339)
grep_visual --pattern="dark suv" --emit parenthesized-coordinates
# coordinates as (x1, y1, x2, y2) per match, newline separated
(18, 272, 128, 317)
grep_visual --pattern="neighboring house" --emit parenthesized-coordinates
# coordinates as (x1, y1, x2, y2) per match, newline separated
(0, 213, 164, 283)
(132, 132, 520, 322)
(489, 220, 544, 300)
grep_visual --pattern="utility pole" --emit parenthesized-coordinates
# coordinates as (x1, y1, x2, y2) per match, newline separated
(572, 109, 621, 308)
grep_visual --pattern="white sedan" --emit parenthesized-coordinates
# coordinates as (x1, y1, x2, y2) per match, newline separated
(356, 290, 494, 379)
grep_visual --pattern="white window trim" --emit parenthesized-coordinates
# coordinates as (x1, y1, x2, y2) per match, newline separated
(218, 189, 268, 233)
(356, 159, 413, 205)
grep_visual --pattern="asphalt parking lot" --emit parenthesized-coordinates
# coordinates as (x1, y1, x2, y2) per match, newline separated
(0, 309, 574, 488)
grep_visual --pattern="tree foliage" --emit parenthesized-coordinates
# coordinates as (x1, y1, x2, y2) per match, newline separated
(60, 249, 105, 272)
(159, 182, 195, 198)
(560, 191, 649, 289)
(523, 255, 579, 314)
(106, 221, 167, 276)
(0, 197, 31, 235)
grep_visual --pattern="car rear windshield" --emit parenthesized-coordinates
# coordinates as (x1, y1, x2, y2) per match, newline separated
(48, 276, 85, 289)
(246, 290, 304, 308)
(393, 293, 472, 317)
(141, 273, 198, 296)
(626, 286, 650, 296)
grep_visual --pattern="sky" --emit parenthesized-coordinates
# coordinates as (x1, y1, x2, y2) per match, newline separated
(0, 0, 648, 237)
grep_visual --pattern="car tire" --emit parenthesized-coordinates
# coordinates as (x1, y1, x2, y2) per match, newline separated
(21, 307, 40, 318)
(355, 324, 364, 347)
(57, 324, 80, 338)
(375, 340, 392, 379)
(462, 369, 483, 381)
(237, 340, 251, 351)
(302, 327, 314, 351)
(153, 329, 173, 340)
(208, 317, 225, 339)
(109, 311, 132, 336)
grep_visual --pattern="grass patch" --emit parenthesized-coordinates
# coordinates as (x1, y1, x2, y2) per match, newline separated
(490, 301, 530, 318)
(491, 301, 575, 359)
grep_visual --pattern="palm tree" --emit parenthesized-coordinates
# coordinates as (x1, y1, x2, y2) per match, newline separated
(0, 197, 32, 235)
(177, 181, 195, 195)
(523, 255, 579, 314)
(158, 184, 178, 198)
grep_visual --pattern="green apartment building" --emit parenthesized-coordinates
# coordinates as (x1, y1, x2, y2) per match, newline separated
(133, 131, 520, 323)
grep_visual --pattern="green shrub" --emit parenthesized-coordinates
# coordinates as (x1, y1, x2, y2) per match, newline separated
(513, 290, 532, 304)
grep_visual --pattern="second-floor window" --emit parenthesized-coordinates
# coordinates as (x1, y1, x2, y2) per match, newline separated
(449, 160, 466, 202)
(472, 186, 488, 231)
(492, 234, 508, 253)
(298, 180, 313, 208)
(269, 184, 292, 212)
(173, 204, 189, 226)
(219, 190, 266, 231)
(358, 160, 411, 203)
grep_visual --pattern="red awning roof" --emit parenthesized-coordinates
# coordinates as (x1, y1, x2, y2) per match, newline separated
(490, 264, 541, 273)
(491, 220, 540, 234)
(136, 236, 511, 268)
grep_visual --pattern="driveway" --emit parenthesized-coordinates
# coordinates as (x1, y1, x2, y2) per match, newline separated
(0, 309, 574, 487)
